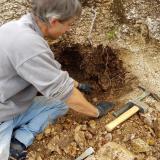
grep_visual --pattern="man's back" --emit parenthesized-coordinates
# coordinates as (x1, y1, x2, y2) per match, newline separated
(0, 14, 44, 122)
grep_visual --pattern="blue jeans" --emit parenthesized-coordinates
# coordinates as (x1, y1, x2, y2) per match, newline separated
(0, 96, 68, 160)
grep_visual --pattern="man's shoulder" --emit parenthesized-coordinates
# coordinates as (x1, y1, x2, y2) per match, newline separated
(0, 17, 44, 47)
(0, 14, 52, 66)
(0, 13, 44, 43)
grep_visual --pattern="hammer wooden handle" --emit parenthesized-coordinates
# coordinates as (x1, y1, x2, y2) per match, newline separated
(106, 106, 140, 132)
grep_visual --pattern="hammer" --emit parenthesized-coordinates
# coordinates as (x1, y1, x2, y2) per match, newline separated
(105, 99, 149, 132)
(139, 85, 160, 101)
(113, 85, 160, 117)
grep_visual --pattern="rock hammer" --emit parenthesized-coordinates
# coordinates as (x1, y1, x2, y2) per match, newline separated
(105, 99, 149, 132)
(113, 85, 160, 117)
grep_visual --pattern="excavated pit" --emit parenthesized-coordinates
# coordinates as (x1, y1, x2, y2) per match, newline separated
(52, 43, 126, 93)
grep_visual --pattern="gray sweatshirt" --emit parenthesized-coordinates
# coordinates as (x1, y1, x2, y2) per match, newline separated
(0, 13, 74, 123)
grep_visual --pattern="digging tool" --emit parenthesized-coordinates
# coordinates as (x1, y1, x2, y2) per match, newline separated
(138, 85, 160, 101)
(75, 147, 94, 160)
(113, 85, 160, 117)
(105, 99, 149, 132)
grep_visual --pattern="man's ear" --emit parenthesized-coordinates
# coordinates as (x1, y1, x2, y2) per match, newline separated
(49, 18, 59, 26)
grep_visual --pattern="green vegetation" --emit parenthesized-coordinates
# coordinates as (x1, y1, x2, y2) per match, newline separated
(107, 28, 117, 40)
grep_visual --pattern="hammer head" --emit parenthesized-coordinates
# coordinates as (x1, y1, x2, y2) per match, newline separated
(138, 85, 160, 102)
(129, 99, 149, 113)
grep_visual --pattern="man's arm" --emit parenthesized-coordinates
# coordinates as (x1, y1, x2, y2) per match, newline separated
(65, 87, 99, 117)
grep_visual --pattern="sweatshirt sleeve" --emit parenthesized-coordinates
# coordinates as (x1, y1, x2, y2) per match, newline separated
(16, 52, 74, 101)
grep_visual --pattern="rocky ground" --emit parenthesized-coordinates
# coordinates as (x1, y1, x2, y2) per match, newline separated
(27, 44, 160, 160)
(1, 0, 160, 160)
(28, 83, 160, 160)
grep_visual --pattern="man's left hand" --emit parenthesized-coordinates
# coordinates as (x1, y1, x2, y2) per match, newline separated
(77, 83, 92, 94)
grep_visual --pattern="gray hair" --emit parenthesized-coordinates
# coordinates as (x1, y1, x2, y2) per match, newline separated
(31, 0, 82, 23)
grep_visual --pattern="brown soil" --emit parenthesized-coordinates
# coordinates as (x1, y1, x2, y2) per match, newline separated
(52, 43, 125, 92)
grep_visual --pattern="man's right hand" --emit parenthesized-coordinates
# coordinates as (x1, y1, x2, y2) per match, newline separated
(96, 102, 115, 117)
(66, 87, 114, 118)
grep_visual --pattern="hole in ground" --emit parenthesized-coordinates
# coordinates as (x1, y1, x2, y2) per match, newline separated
(52, 43, 126, 95)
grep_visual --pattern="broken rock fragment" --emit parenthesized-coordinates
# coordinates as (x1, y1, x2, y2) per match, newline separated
(74, 125, 87, 149)
(44, 127, 51, 136)
(63, 142, 77, 157)
(47, 135, 62, 154)
(153, 118, 160, 138)
(104, 133, 113, 142)
(146, 156, 157, 160)
(88, 120, 97, 129)
(85, 131, 93, 140)
(36, 133, 43, 141)
(95, 142, 136, 160)
(131, 138, 150, 153)
(28, 151, 43, 160)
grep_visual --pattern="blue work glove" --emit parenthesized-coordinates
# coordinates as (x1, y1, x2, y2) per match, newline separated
(77, 83, 92, 94)
(96, 101, 115, 117)
(9, 138, 27, 160)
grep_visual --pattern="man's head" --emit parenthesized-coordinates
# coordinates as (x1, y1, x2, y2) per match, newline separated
(31, 0, 82, 39)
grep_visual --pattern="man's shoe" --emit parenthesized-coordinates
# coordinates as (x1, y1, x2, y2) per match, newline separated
(9, 138, 27, 160)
